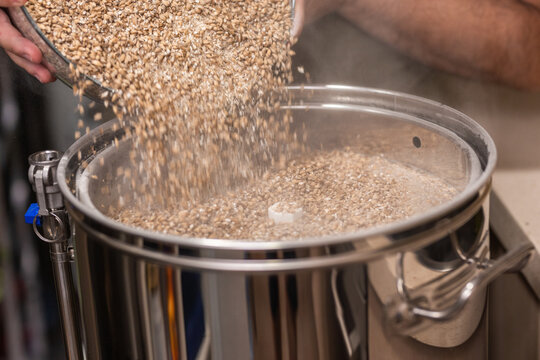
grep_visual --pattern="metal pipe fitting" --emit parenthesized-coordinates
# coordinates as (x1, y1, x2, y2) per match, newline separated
(28, 150, 82, 360)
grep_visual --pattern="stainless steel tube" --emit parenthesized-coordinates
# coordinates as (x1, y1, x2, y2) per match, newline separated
(50, 242, 82, 360)
(28, 150, 82, 360)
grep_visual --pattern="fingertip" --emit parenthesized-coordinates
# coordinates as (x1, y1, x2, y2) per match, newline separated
(40, 71, 55, 83)
(291, 0, 304, 37)
(23, 43, 43, 64)
(33, 67, 55, 83)
(5, 50, 54, 82)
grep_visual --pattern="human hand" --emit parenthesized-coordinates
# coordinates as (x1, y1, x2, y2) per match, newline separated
(291, 0, 350, 37)
(521, 0, 540, 10)
(0, 1, 55, 83)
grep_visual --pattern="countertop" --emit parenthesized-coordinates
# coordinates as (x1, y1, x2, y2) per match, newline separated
(491, 170, 540, 299)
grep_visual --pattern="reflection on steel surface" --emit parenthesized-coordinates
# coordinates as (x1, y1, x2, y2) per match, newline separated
(37, 86, 503, 358)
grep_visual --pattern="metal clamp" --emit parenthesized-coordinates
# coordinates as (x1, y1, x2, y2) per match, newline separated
(50, 246, 76, 263)
(32, 211, 66, 243)
(386, 240, 535, 334)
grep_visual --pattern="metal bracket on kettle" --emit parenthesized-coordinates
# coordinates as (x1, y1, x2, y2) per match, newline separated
(385, 238, 535, 335)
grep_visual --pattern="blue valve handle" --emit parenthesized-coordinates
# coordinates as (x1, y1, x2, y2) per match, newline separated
(25, 203, 42, 226)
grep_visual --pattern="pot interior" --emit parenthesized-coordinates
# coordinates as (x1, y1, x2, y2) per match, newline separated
(64, 86, 493, 243)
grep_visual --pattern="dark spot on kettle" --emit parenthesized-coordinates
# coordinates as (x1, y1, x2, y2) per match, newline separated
(412, 136, 421, 148)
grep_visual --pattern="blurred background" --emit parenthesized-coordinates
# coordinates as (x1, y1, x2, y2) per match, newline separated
(0, 51, 62, 358)
(0, 46, 108, 359)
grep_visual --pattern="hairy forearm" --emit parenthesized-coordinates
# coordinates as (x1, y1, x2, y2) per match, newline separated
(521, 0, 540, 9)
(337, 0, 540, 89)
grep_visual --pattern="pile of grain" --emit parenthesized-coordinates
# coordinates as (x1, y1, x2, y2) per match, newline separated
(115, 150, 458, 240)
(26, 0, 295, 205)
(26, 1, 458, 241)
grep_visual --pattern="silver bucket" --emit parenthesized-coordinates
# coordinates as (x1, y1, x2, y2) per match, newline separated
(36, 85, 531, 359)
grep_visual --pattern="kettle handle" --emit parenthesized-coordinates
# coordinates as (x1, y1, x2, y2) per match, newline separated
(385, 240, 535, 335)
